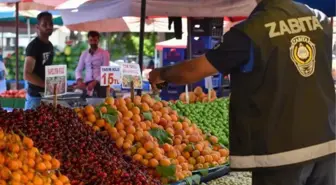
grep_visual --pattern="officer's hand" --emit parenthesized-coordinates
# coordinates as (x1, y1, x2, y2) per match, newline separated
(149, 68, 164, 91)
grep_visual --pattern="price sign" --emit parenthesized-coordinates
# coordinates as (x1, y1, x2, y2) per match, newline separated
(44, 65, 67, 97)
(100, 66, 121, 86)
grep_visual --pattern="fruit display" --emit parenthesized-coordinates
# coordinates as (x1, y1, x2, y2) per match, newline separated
(4, 42, 87, 81)
(0, 129, 70, 185)
(0, 89, 26, 98)
(171, 98, 230, 147)
(179, 87, 217, 103)
(0, 104, 161, 185)
(202, 172, 251, 185)
(4, 47, 25, 80)
(76, 95, 230, 183)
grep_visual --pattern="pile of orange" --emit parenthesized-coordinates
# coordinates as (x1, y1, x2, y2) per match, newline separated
(0, 129, 70, 185)
(179, 86, 217, 103)
(75, 97, 116, 132)
(77, 95, 229, 183)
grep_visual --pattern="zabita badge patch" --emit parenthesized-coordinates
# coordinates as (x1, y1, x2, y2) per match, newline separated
(289, 35, 316, 77)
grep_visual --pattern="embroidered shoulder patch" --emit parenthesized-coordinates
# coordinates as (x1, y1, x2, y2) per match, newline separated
(289, 35, 316, 77)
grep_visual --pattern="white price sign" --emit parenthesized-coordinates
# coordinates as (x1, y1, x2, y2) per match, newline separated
(44, 65, 67, 97)
(100, 66, 121, 86)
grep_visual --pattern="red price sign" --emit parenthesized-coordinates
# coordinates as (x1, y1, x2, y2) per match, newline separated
(100, 66, 121, 86)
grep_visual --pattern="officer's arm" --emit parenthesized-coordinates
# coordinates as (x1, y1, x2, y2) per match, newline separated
(159, 55, 218, 85)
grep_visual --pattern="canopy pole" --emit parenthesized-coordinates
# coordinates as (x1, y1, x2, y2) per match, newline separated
(27, 18, 31, 42)
(137, 0, 146, 95)
(15, 2, 19, 90)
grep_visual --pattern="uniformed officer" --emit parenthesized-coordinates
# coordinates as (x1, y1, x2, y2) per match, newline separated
(149, 0, 336, 184)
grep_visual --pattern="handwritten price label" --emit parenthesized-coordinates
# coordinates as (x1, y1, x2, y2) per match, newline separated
(100, 66, 121, 86)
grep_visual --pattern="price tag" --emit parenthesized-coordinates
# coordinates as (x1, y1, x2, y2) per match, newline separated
(100, 66, 121, 86)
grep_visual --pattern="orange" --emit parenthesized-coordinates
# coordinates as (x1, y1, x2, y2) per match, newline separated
(105, 97, 115, 105)
(177, 156, 186, 164)
(44, 160, 52, 169)
(118, 105, 128, 114)
(115, 122, 124, 131)
(209, 136, 218, 144)
(96, 119, 106, 128)
(100, 106, 108, 114)
(33, 175, 44, 185)
(195, 143, 204, 152)
(133, 154, 143, 161)
(167, 150, 177, 159)
(8, 160, 20, 170)
(119, 130, 127, 138)
(137, 148, 147, 155)
(170, 114, 178, 122)
(125, 134, 135, 143)
(192, 150, 201, 158)
(188, 157, 197, 165)
(195, 163, 204, 170)
(196, 156, 205, 164)
(59, 175, 69, 183)
(123, 141, 132, 150)
(160, 158, 171, 166)
(149, 159, 159, 168)
(141, 103, 150, 112)
(182, 152, 190, 159)
(51, 158, 61, 169)
(11, 171, 21, 182)
(9, 143, 20, 153)
(111, 131, 120, 140)
(135, 131, 144, 141)
(132, 114, 142, 123)
(126, 125, 136, 134)
(144, 141, 154, 152)
(84, 105, 95, 115)
(36, 162, 47, 172)
(87, 114, 96, 123)
(0, 167, 10, 180)
(27, 158, 35, 168)
(54, 180, 63, 185)
(123, 111, 134, 119)
(219, 148, 229, 157)
(131, 107, 141, 115)
(116, 138, 124, 148)
(181, 163, 189, 171)
(205, 155, 213, 163)
(162, 143, 172, 153)
(23, 137, 34, 149)
(162, 114, 172, 121)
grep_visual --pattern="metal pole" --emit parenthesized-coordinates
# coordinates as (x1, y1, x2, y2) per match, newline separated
(137, 0, 146, 95)
(27, 18, 31, 42)
(15, 2, 19, 90)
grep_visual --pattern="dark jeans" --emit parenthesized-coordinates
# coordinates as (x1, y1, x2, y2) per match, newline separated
(253, 156, 335, 185)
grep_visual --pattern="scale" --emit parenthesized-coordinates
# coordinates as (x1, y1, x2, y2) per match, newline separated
(40, 90, 105, 108)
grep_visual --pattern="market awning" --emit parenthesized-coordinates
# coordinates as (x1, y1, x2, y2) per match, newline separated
(60, 0, 256, 26)
(1, 0, 90, 11)
(66, 16, 187, 32)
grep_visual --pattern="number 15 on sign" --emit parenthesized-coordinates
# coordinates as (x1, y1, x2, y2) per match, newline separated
(100, 66, 121, 86)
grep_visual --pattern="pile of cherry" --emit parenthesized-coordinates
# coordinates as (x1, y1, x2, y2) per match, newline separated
(0, 104, 162, 185)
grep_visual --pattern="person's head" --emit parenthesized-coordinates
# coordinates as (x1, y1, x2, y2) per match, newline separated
(37, 12, 53, 37)
(88, 31, 100, 49)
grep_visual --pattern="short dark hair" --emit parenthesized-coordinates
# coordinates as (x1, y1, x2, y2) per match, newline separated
(37, 11, 52, 24)
(88, 31, 100, 38)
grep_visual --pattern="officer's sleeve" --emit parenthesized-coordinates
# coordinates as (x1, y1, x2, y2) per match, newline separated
(205, 29, 251, 75)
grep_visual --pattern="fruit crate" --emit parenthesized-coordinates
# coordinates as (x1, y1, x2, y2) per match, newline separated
(0, 97, 25, 108)
(170, 165, 230, 185)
